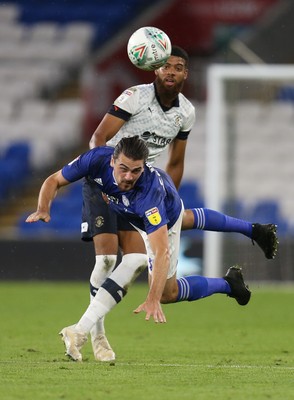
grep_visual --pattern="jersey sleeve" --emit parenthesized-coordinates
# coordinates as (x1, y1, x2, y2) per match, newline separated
(61, 150, 95, 182)
(175, 102, 196, 140)
(175, 130, 190, 140)
(112, 86, 141, 115)
(142, 205, 168, 234)
(139, 186, 169, 234)
(107, 104, 132, 121)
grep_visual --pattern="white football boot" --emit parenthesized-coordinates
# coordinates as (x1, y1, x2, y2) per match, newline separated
(59, 325, 88, 362)
(91, 334, 116, 362)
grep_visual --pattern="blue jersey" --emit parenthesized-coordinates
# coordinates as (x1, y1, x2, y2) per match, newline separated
(62, 147, 182, 234)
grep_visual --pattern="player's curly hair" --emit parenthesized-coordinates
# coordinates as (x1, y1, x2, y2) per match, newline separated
(171, 46, 189, 67)
(113, 135, 149, 162)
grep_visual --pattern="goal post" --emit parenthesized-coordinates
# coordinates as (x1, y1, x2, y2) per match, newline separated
(204, 64, 294, 277)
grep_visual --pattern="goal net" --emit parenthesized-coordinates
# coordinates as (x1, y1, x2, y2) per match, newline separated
(204, 64, 294, 280)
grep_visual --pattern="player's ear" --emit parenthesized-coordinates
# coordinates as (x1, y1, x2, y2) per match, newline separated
(110, 156, 114, 167)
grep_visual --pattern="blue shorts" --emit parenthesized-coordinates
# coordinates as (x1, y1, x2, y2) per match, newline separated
(81, 178, 136, 241)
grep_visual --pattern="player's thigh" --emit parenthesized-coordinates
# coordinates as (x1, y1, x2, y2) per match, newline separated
(118, 229, 146, 254)
(82, 178, 119, 254)
(117, 217, 146, 254)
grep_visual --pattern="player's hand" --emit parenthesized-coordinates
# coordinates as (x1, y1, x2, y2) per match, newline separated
(134, 300, 166, 323)
(25, 211, 51, 223)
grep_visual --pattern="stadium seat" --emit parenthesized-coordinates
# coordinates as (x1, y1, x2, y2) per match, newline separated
(0, 141, 31, 202)
(248, 200, 287, 231)
(0, 78, 39, 102)
(0, 3, 20, 23)
(27, 22, 61, 43)
(179, 181, 204, 209)
(0, 23, 28, 43)
(3, 142, 31, 182)
(61, 22, 95, 47)
(0, 100, 15, 120)
(0, 161, 12, 200)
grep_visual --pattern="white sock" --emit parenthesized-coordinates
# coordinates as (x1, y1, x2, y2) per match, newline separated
(90, 255, 117, 299)
(76, 253, 148, 334)
(89, 255, 117, 336)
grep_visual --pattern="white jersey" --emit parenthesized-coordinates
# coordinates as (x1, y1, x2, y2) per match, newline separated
(107, 83, 195, 164)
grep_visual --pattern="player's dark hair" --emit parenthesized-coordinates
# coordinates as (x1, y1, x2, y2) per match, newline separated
(171, 45, 189, 67)
(113, 136, 149, 162)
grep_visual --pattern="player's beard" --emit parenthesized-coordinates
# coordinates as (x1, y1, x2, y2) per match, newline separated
(119, 180, 134, 191)
(155, 76, 184, 100)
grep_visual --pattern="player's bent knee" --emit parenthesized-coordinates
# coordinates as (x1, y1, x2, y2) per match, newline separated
(120, 253, 148, 284)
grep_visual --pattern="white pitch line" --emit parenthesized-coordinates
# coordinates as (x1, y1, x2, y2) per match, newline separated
(1, 361, 293, 370)
(117, 363, 294, 370)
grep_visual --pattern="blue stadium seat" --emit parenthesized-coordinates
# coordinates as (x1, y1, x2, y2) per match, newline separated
(222, 199, 248, 220)
(18, 209, 81, 237)
(249, 200, 280, 222)
(17, 214, 52, 237)
(0, 142, 31, 200)
(18, 180, 83, 237)
(179, 181, 204, 209)
(7, 0, 158, 47)
(178, 181, 205, 239)
(249, 200, 289, 236)
(0, 160, 12, 200)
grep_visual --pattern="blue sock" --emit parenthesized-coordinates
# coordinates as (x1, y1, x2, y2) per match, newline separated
(191, 208, 253, 238)
(176, 275, 231, 302)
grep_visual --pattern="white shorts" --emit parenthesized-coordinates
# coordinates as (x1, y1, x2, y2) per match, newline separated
(135, 202, 184, 280)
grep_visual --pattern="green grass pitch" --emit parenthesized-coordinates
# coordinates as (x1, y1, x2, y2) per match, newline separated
(0, 281, 293, 400)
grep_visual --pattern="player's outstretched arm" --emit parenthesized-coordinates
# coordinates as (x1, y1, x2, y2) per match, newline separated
(133, 225, 169, 323)
(26, 171, 70, 223)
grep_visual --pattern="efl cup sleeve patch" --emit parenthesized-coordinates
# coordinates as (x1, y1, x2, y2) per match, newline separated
(116, 89, 134, 104)
(145, 207, 162, 225)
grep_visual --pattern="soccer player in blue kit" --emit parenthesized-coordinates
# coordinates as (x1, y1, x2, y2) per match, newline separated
(27, 136, 270, 362)
(74, 46, 277, 362)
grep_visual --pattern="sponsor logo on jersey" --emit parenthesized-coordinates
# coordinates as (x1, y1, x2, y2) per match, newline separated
(145, 207, 162, 225)
(141, 131, 172, 147)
